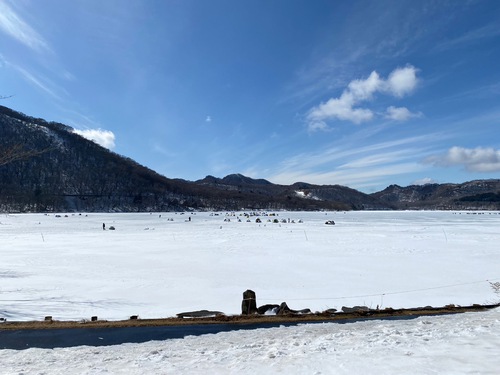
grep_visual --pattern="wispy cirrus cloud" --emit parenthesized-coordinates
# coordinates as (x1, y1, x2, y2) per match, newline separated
(307, 65, 419, 131)
(2, 52, 76, 109)
(0, 2, 78, 101)
(276, 133, 443, 174)
(0, 0, 49, 52)
(269, 162, 426, 191)
(435, 23, 500, 51)
(424, 146, 500, 172)
(264, 133, 442, 190)
(12, 64, 65, 100)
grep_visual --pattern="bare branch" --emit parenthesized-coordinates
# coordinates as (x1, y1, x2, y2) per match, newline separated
(0, 144, 53, 167)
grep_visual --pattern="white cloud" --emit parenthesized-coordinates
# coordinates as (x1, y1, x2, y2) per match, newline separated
(73, 128, 116, 149)
(308, 94, 374, 126)
(307, 120, 330, 132)
(425, 146, 500, 172)
(0, 1, 49, 52)
(385, 65, 418, 97)
(347, 71, 382, 100)
(412, 177, 437, 186)
(307, 65, 419, 131)
(385, 106, 421, 121)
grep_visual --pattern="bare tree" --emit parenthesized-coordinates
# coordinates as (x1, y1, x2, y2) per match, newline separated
(1, 95, 53, 166)
(0, 144, 52, 167)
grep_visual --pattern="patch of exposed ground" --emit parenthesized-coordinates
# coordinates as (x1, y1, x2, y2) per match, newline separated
(1, 304, 498, 331)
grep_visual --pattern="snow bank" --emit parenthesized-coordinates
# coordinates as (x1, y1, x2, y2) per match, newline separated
(1, 308, 499, 374)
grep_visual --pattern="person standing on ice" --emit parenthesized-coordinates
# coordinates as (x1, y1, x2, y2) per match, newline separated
(102, 223, 105, 230)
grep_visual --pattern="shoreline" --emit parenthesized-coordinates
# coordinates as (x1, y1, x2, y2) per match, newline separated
(1, 303, 498, 331)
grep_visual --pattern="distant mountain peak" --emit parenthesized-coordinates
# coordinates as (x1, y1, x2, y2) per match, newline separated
(371, 179, 500, 209)
(221, 174, 271, 186)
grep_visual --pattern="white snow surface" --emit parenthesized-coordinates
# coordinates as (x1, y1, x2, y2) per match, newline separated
(1, 210, 499, 373)
(1, 308, 499, 374)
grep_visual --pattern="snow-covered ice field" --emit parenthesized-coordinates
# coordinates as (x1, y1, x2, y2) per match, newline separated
(1, 210, 499, 373)
(2, 210, 499, 321)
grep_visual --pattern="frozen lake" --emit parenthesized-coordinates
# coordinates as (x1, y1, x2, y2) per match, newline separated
(1, 210, 499, 322)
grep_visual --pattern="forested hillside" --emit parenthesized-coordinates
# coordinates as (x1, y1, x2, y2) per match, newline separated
(0, 106, 355, 212)
(1, 105, 498, 212)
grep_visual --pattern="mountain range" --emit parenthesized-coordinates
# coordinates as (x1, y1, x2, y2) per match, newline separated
(1, 105, 499, 212)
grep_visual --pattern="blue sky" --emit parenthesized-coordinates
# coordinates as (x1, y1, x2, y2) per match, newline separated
(1, 0, 499, 192)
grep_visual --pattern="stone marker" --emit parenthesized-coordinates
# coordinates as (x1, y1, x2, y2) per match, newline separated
(241, 289, 258, 315)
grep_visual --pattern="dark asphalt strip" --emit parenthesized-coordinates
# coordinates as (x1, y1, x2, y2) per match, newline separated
(0, 316, 423, 350)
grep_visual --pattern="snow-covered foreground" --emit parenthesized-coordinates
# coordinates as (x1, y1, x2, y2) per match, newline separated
(1, 211, 499, 373)
(1, 308, 499, 374)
